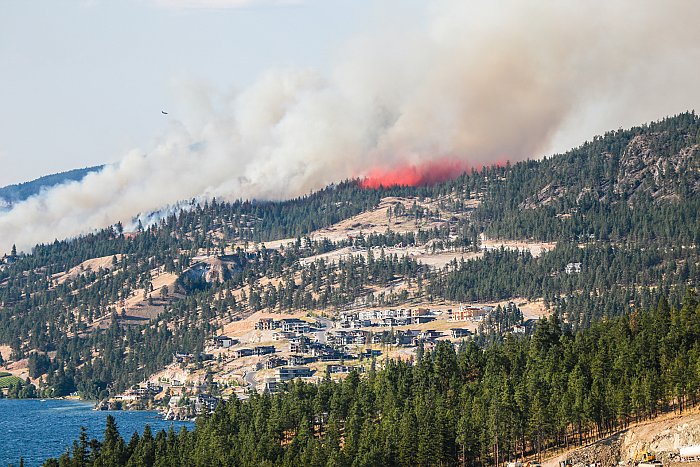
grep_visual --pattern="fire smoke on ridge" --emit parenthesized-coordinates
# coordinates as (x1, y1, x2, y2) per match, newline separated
(2, 0, 700, 252)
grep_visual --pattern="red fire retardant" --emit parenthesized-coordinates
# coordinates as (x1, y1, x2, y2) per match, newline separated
(360, 157, 472, 188)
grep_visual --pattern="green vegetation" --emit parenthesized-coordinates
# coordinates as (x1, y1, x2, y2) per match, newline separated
(46, 292, 700, 466)
(0, 374, 21, 388)
(0, 112, 698, 462)
(1, 113, 699, 398)
(0, 375, 37, 399)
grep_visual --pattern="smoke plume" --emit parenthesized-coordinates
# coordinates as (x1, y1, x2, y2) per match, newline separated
(2, 0, 700, 252)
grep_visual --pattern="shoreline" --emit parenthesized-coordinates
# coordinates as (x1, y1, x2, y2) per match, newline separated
(0, 398, 194, 467)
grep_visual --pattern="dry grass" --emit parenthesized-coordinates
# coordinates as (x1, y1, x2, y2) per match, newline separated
(0, 345, 10, 362)
(52, 254, 123, 286)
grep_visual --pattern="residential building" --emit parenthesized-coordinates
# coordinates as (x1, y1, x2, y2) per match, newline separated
(255, 318, 279, 330)
(264, 379, 281, 393)
(450, 328, 472, 339)
(419, 330, 441, 341)
(214, 335, 235, 348)
(412, 316, 435, 325)
(272, 331, 296, 341)
(195, 394, 219, 414)
(254, 345, 276, 356)
(266, 357, 286, 369)
(289, 336, 311, 353)
(277, 366, 313, 381)
(173, 352, 194, 364)
(327, 365, 364, 374)
(451, 305, 488, 321)
(411, 308, 430, 318)
(287, 355, 309, 366)
(395, 330, 420, 346)
(281, 318, 310, 333)
(233, 348, 253, 358)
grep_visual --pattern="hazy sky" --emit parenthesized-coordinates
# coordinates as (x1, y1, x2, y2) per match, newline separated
(2, 0, 700, 252)
(1, 0, 699, 191)
(0, 0, 404, 186)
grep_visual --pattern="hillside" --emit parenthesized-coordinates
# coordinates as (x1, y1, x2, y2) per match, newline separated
(544, 407, 700, 466)
(0, 165, 103, 210)
(1, 113, 700, 465)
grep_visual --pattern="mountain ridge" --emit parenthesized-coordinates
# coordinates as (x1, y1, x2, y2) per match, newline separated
(0, 165, 104, 209)
(1, 113, 699, 466)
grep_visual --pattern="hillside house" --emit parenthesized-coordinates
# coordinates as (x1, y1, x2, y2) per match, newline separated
(289, 335, 311, 353)
(361, 349, 381, 358)
(214, 335, 235, 348)
(281, 318, 310, 333)
(395, 330, 420, 346)
(350, 319, 371, 329)
(411, 308, 430, 318)
(287, 355, 311, 366)
(266, 356, 286, 369)
(326, 330, 347, 346)
(419, 330, 441, 341)
(255, 318, 279, 330)
(233, 348, 253, 359)
(272, 331, 296, 341)
(382, 317, 399, 327)
(451, 305, 488, 321)
(412, 316, 435, 325)
(173, 352, 194, 364)
(327, 365, 364, 374)
(195, 394, 219, 414)
(264, 379, 281, 394)
(254, 345, 276, 356)
(316, 348, 343, 361)
(358, 310, 377, 321)
(371, 331, 391, 344)
(450, 328, 472, 339)
(277, 366, 313, 381)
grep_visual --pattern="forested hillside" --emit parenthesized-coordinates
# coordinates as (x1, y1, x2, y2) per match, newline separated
(46, 292, 700, 466)
(0, 114, 699, 465)
(1, 113, 699, 398)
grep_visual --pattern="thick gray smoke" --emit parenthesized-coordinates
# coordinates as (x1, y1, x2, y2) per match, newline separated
(2, 0, 700, 252)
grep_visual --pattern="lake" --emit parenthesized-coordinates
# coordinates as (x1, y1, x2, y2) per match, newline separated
(0, 399, 194, 467)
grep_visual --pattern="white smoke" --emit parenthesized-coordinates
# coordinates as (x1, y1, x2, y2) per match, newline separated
(2, 0, 700, 252)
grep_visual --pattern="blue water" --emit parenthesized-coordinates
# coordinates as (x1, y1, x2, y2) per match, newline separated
(0, 399, 194, 467)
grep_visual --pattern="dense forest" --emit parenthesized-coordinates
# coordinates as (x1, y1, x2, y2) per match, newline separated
(1, 113, 700, 399)
(43, 291, 700, 466)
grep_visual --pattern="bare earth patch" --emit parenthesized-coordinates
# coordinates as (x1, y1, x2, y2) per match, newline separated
(543, 406, 700, 466)
(52, 254, 123, 286)
(0, 345, 10, 362)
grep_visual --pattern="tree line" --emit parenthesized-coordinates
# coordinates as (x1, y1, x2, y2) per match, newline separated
(43, 291, 700, 466)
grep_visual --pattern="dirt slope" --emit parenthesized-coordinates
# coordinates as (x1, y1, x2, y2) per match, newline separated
(544, 408, 700, 467)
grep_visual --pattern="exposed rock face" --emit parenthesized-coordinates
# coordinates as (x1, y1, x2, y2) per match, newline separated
(551, 411, 700, 467)
(619, 414, 700, 465)
(522, 130, 700, 210)
(564, 432, 623, 467)
(614, 134, 699, 203)
(180, 255, 245, 287)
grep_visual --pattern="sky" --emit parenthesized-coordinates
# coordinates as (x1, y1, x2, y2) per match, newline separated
(0, 0, 399, 186)
(1, 0, 700, 252)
